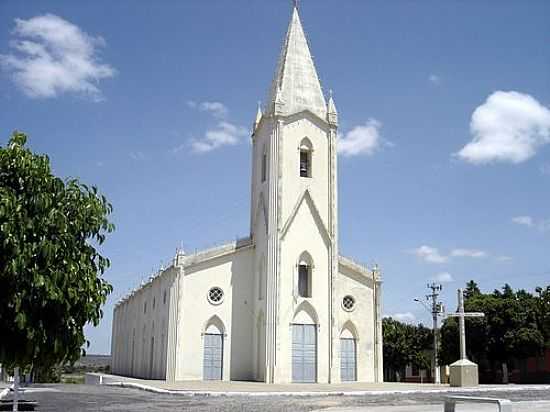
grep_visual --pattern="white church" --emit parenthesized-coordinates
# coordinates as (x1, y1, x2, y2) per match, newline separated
(111, 5, 383, 384)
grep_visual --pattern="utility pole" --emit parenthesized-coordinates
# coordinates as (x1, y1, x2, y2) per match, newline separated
(426, 282, 443, 384)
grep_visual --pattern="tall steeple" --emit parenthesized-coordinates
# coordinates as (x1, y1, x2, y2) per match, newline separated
(267, 5, 326, 119)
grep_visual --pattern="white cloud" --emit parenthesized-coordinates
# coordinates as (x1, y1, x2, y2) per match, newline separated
(0, 14, 115, 100)
(129, 151, 145, 161)
(190, 121, 248, 153)
(410, 245, 489, 263)
(450, 249, 487, 258)
(429, 74, 441, 86)
(456, 91, 550, 164)
(411, 245, 448, 264)
(337, 119, 383, 157)
(391, 312, 416, 324)
(496, 255, 513, 263)
(513, 215, 550, 232)
(187, 100, 229, 119)
(433, 272, 454, 283)
(512, 215, 534, 227)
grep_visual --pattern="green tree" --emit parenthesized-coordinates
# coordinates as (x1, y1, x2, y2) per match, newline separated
(439, 282, 547, 382)
(383, 318, 432, 381)
(0, 131, 114, 374)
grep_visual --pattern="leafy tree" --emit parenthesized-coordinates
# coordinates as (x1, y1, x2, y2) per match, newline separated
(383, 318, 433, 381)
(440, 282, 548, 381)
(0, 131, 114, 374)
(464, 280, 481, 300)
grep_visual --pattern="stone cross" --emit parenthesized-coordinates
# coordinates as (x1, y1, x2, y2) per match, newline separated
(446, 289, 484, 360)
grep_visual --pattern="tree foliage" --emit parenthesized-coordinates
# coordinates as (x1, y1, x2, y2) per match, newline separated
(383, 317, 433, 380)
(439, 281, 548, 367)
(0, 131, 114, 371)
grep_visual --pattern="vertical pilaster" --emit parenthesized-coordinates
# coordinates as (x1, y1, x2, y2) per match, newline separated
(265, 117, 282, 383)
(328, 124, 339, 382)
(166, 266, 182, 382)
(374, 273, 384, 382)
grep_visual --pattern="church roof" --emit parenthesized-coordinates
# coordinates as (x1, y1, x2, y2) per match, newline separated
(267, 6, 327, 119)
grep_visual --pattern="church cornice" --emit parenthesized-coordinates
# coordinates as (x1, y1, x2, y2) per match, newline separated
(338, 255, 380, 281)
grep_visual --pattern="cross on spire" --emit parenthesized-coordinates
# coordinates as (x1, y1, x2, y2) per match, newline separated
(446, 289, 484, 360)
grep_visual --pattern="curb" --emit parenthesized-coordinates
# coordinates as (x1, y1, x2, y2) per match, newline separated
(0, 386, 12, 400)
(102, 382, 550, 398)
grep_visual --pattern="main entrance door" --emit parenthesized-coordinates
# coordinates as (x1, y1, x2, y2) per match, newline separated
(340, 338, 357, 381)
(203, 333, 223, 380)
(292, 324, 317, 383)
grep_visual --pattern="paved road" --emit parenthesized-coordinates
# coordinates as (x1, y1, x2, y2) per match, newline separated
(4, 384, 550, 411)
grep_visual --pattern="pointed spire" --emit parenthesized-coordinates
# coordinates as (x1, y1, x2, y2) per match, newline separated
(253, 102, 263, 134)
(267, 5, 326, 119)
(327, 89, 338, 126)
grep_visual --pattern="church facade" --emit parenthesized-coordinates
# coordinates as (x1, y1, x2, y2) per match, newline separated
(111, 5, 383, 384)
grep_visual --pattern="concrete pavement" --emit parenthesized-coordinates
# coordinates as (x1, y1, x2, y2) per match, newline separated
(88, 373, 550, 396)
(316, 401, 550, 411)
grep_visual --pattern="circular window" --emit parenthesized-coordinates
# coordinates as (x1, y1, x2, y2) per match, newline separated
(207, 287, 224, 305)
(342, 295, 355, 312)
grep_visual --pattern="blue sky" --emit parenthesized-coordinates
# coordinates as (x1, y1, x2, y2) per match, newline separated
(1, 1, 549, 355)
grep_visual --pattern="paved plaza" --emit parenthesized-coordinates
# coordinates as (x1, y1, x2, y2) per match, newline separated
(2, 381, 550, 411)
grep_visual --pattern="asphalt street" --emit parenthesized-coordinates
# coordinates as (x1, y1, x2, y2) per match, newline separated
(3, 384, 550, 412)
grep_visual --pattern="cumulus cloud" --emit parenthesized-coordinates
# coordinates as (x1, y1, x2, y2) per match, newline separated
(450, 249, 487, 258)
(391, 312, 416, 324)
(129, 151, 145, 161)
(337, 119, 384, 157)
(0, 14, 115, 100)
(433, 272, 454, 283)
(187, 100, 228, 119)
(411, 245, 448, 264)
(512, 215, 534, 227)
(429, 74, 441, 86)
(456, 91, 550, 164)
(180, 101, 247, 154)
(190, 121, 248, 153)
(410, 245, 488, 263)
(512, 215, 550, 232)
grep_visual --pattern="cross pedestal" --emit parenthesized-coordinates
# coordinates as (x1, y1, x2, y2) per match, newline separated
(446, 288, 484, 387)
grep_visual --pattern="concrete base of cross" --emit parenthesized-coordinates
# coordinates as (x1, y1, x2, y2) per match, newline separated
(449, 359, 479, 387)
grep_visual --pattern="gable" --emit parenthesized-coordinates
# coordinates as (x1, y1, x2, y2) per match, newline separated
(281, 189, 331, 245)
(253, 192, 268, 236)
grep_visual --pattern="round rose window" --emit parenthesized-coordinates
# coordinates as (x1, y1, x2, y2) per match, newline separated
(342, 295, 355, 311)
(208, 287, 224, 305)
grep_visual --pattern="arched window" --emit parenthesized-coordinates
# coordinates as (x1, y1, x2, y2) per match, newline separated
(261, 146, 267, 182)
(299, 138, 313, 178)
(297, 252, 313, 298)
(258, 256, 266, 301)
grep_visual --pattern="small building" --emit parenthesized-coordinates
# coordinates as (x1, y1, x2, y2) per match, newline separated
(111, 4, 383, 384)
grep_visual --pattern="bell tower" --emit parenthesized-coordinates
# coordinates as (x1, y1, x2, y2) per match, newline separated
(250, 4, 339, 383)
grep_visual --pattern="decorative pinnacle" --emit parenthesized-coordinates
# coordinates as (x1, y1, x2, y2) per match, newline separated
(293, 0, 299, 10)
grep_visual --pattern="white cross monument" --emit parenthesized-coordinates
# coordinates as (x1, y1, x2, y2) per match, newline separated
(446, 288, 484, 387)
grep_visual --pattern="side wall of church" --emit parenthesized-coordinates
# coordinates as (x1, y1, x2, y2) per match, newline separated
(175, 246, 255, 381)
(111, 266, 178, 380)
(334, 262, 377, 382)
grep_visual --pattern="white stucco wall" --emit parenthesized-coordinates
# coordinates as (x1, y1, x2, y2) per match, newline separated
(280, 115, 331, 229)
(111, 265, 177, 380)
(276, 187, 331, 383)
(175, 244, 254, 381)
(335, 261, 377, 382)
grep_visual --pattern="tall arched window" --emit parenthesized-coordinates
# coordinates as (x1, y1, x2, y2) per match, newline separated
(261, 146, 267, 182)
(297, 252, 313, 298)
(299, 138, 313, 178)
